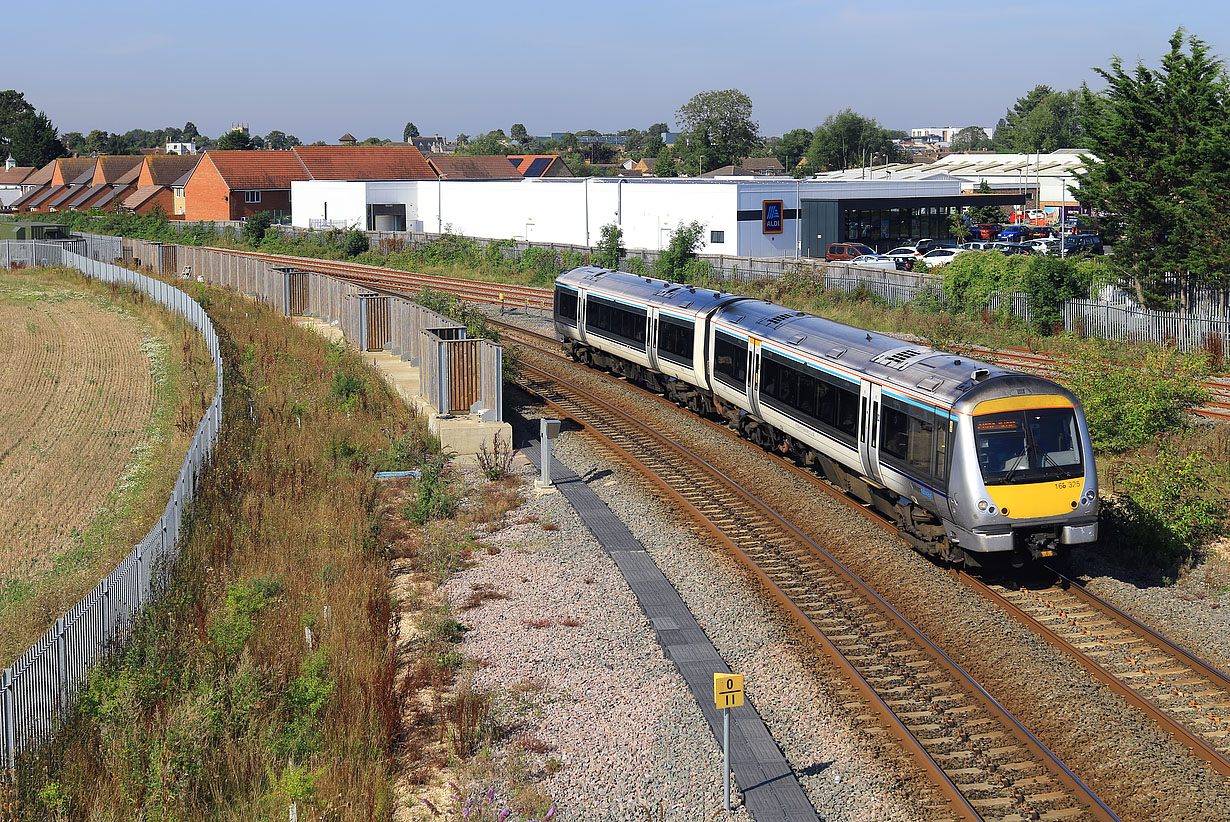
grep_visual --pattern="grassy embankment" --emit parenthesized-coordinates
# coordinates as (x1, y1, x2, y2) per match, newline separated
(0, 266, 214, 668)
(3, 276, 423, 820)
(2, 270, 558, 821)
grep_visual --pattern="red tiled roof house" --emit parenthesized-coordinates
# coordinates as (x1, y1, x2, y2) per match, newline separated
(122, 155, 200, 216)
(183, 151, 309, 221)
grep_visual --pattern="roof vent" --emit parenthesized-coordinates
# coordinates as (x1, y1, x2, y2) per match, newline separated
(826, 347, 846, 359)
(917, 377, 945, 392)
(871, 346, 935, 370)
(971, 368, 990, 382)
(758, 312, 796, 327)
(788, 335, 807, 346)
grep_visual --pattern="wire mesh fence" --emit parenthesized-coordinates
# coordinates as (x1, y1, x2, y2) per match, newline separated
(0, 241, 223, 776)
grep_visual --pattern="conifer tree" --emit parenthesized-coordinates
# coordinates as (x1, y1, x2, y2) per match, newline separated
(1079, 29, 1230, 308)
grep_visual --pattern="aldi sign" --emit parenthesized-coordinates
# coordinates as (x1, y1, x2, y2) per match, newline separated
(762, 200, 784, 234)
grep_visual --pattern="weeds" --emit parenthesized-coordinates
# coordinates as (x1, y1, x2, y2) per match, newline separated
(406, 454, 460, 524)
(477, 431, 516, 480)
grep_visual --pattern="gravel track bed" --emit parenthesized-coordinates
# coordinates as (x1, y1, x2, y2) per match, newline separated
(443, 455, 754, 821)
(484, 305, 1230, 820)
(1064, 542, 1230, 676)
(530, 404, 950, 822)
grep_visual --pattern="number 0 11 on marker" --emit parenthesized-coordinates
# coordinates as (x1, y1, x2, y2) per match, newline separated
(714, 673, 744, 709)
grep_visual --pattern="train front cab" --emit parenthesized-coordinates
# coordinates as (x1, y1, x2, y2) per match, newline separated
(946, 387, 1098, 567)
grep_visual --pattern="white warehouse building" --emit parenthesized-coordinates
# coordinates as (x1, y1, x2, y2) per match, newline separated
(290, 177, 1024, 257)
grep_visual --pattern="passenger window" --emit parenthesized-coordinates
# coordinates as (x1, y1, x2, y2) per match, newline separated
(713, 331, 748, 388)
(555, 287, 578, 324)
(658, 316, 694, 365)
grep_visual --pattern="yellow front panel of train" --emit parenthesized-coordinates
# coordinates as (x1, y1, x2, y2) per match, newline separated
(986, 476, 1083, 519)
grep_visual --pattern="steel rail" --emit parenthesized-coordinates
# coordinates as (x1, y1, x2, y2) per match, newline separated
(496, 319, 1230, 796)
(956, 570, 1230, 778)
(515, 356, 1119, 822)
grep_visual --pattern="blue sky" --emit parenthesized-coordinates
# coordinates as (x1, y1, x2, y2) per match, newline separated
(8, 1, 1228, 143)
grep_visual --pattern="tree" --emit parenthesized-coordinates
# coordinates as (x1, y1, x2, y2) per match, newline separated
(8, 111, 66, 167)
(510, 123, 529, 145)
(949, 212, 971, 243)
(992, 85, 1083, 152)
(805, 109, 902, 172)
(654, 221, 707, 281)
(403, 122, 419, 141)
(82, 129, 110, 154)
(457, 130, 511, 155)
(654, 147, 678, 177)
(217, 129, 255, 151)
(61, 131, 84, 152)
(454, 133, 470, 147)
(183, 121, 199, 138)
(675, 89, 761, 172)
(594, 223, 625, 269)
(0, 90, 35, 159)
(967, 180, 1006, 224)
(1079, 29, 1230, 308)
(950, 126, 992, 151)
(264, 130, 300, 150)
(774, 128, 812, 174)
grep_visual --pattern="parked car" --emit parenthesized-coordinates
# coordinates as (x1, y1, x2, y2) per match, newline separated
(884, 246, 922, 260)
(972, 223, 1003, 240)
(919, 248, 966, 267)
(990, 242, 1033, 255)
(826, 242, 877, 261)
(849, 254, 900, 269)
(961, 241, 996, 251)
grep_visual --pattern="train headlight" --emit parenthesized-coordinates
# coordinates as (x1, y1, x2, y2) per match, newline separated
(977, 499, 988, 512)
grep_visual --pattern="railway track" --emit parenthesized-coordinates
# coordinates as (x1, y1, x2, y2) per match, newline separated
(496, 321, 1230, 799)
(961, 568, 1230, 778)
(506, 329, 1116, 822)
(218, 251, 1229, 805)
(220, 247, 1230, 420)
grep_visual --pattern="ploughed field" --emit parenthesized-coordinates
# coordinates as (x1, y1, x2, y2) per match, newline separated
(0, 268, 206, 666)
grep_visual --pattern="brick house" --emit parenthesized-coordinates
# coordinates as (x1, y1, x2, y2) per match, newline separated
(184, 147, 436, 222)
(121, 154, 200, 215)
(183, 151, 308, 221)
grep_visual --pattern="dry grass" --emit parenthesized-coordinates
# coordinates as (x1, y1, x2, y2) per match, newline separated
(0, 267, 214, 667)
(11, 279, 422, 821)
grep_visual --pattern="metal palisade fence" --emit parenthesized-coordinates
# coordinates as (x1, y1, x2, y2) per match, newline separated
(74, 232, 505, 422)
(0, 240, 224, 775)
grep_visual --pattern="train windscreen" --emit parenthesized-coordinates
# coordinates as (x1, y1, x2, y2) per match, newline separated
(974, 408, 1083, 485)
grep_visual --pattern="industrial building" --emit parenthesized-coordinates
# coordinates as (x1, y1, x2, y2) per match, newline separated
(290, 176, 1022, 256)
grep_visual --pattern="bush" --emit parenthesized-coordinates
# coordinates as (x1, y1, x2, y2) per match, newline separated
(1058, 343, 1210, 452)
(1102, 438, 1225, 568)
(405, 454, 458, 524)
(593, 223, 624, 270)
(243, 212, 274, 246)
(342, 229, 369, 257)
(653, 221, 706, 282)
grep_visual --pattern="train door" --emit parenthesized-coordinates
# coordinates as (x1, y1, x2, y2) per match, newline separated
(746, 338, 763, 418)
(859, 382, 885, 483)
(647, 307, 661, 372)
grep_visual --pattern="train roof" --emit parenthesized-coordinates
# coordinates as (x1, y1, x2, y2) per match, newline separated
(711, 298, 1023, 408)
(556, 266, 742, 318)
(557, 267, 1069, 411)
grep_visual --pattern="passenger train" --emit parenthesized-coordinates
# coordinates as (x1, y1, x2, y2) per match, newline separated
(553, 266, 1098, 568)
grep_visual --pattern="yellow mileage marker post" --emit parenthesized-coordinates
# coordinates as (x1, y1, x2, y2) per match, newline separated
(714, 673, 744, 811)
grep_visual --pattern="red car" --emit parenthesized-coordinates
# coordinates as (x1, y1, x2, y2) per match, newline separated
(973, 223, 1003, 240)
(825, 242, 876, 261)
